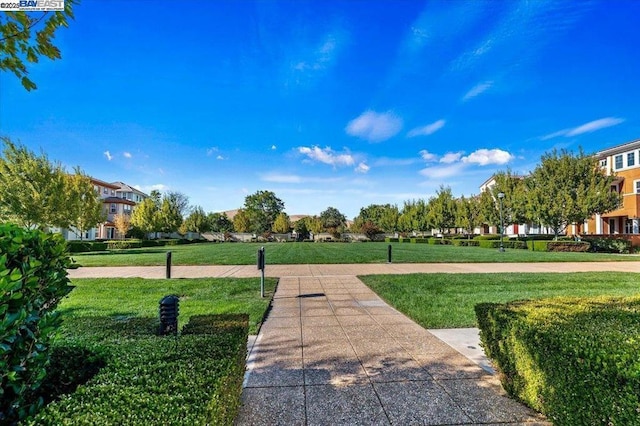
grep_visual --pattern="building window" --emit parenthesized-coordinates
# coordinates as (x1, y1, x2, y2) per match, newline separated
(110, 203, 116, 213)
(635, 180, 640, 194)
(609, 218, 617, 234)
(625, 219, 634, 234)
(103, 187, 108, 194)
(628, 152, 635, 167)
(614, 155, 623, 169)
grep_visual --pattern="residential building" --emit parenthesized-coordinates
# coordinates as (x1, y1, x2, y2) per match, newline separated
(59, 178, 147, 240)
(581, 139, 640, 237)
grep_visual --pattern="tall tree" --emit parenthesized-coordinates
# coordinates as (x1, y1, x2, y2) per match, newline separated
(397, 200, 430, 234)
(243, 190, 285, 233)
(0, 2, 76, 91)
(157, 191, 189, 234)
(130, 198, 159, 238)
(272, 212, 291, 234)
(208, 212, 234, 233)
(113, 214, 130, 240)
(0, 138, 67, 229)
(308, 216, 323, 236)
(65, 170, 104, 240)
(319, 206, 346, 237)
(456, 195, 482, 238)
(232, 209, 251, 233)
(293, 217, 310, 240)
(427, 186, 457, 235)
(182, 206, 210, 237)
(526, 149, 620, 238)
(354, 204, 399, 233)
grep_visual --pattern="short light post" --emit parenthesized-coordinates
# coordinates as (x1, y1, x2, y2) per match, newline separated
(498, 192, 505, 252)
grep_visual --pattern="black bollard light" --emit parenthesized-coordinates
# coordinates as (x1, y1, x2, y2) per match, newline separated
(387, 244, 392, 263)
(166, 251, 172, 279)
(159, 295, 179, 335)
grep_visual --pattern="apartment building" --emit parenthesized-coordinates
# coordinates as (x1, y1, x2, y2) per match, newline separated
(582, 139, 640, 236)
(60, 178, 147, 240)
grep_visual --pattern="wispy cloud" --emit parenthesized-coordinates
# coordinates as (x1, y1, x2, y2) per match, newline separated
(123, 152, 132, 159)
(346, 110, 403, 142)
(216, 155, 225, 160)
(420, 163, 466, 179)
(462, 148, 513, 165)
(440, 152, 464, 164)
(540, 117, 625, 140)
(103, 150, 112, 161)
(462, 81, 493, 101)
(373, 157, 419, 167)
(271, 145, 277, 150)
(355, 162, 370, 174)
(297, 146, 355, 167)
(419, 150, 437, 162)
(261, 173, 342, 184)
(206, 147, 219, 156)
(294, 34, 339, 72)
(407, 119, 446, 137)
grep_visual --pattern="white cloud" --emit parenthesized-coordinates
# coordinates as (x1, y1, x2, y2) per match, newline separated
(462, 148, 513, 166)
(374, 157, 418, 167)
(345, 110, 403, 142)
(298, 146, 355, 167)
(419, 163, 466, 179)
(216, 155, 224, 160)
(440, 152, 463, 163)
(541, 117, 625, 140)
(103, 150, 112, 161)
(355, 162, 370, 174)
(138, 184, 168, 193)
(123, 152, 132, 159)
(407, 119, 446, 137)
(261, 173, 342, 184)
(271, 145, 277, 150)
(462, 81, 493, 101)
(206, 147, 219, 156)
(419, 150, 438, 162)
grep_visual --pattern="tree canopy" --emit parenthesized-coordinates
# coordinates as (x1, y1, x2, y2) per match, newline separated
(0, 2, 76, 91)
(243, 190, 285, 233)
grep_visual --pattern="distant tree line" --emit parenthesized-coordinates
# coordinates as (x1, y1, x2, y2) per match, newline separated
(0, 139, 619, 241)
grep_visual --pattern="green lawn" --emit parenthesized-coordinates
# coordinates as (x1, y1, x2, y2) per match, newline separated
(71, 241, 637, 266)
(360, 272, 640, 329)
(63, 277, 277, 334)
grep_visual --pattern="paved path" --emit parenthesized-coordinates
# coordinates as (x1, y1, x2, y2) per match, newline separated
(68, 261, 640, 279)
(68, 262, 638, 425)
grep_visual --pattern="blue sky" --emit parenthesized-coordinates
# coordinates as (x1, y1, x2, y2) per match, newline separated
(2, 0, 640, 219)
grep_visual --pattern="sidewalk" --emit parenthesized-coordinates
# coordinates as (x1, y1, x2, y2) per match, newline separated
(67, 261, 640, 280)
(235, 275, 548, 425)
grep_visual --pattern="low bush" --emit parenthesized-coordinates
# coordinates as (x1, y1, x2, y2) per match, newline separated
(409, 238, 429, 244)
(477, 240, 526, 250)
(106, 239, 142, 250)
(451, 239, 480, 247)
(140, 240, 162, 247)
(67, 241, 107, 253)
(526, 240, 552, 251)
(476, 296, 640, 425)
(546, 241, 590, 252)
(25, 314, 249, 425)
(0, 224, 73, 424)
(385, 237, 400, 243)
(474, 234, 501, 240)
(583, 237, 632, 254)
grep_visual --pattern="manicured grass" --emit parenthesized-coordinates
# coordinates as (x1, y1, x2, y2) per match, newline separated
(63, 277, 277, 334)
(71, 241, 637, 266)
(360, 272, 640, 328)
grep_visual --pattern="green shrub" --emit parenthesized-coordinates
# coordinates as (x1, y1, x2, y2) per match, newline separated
(474, 234, 501, 240)
(409, 238, 429, 244)
(451, 239, 480, 247)
(526, 240, 552, 251)
(106, 240, 142, 250)
(385, 237, 400, 243)
(67, 241, 107, 253)
(476, 296, 640, 425)
(0, 224, 73, 424)
(509, 241, 527, 250)
(140, 240, 162, 248)
(547, 241, 590, 252)
(26, 315, 249, 425)
(477, 240, 501, 249)
(583, 237, 632, 254)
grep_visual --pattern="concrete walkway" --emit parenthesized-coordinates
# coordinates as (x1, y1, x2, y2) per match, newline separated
(68, 262, 638, 425)
(68, 261, 640, 280)
(235, 275, 548, 425)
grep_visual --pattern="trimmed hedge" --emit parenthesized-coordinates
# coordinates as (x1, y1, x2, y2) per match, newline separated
(547, 241, 590, 252)
(26, 314, 249, 425)
(106, 239, 142, 250)
(385, 237, 400, 243)
(451, 239, 480, 247)
(473, 234, 501, 240)
(0, 224, 73, 424)
(477, 240, 526, 249)
(476, 296, 640, 425)
(67, 241, 107, 253)
(409, 238, 430, 244)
